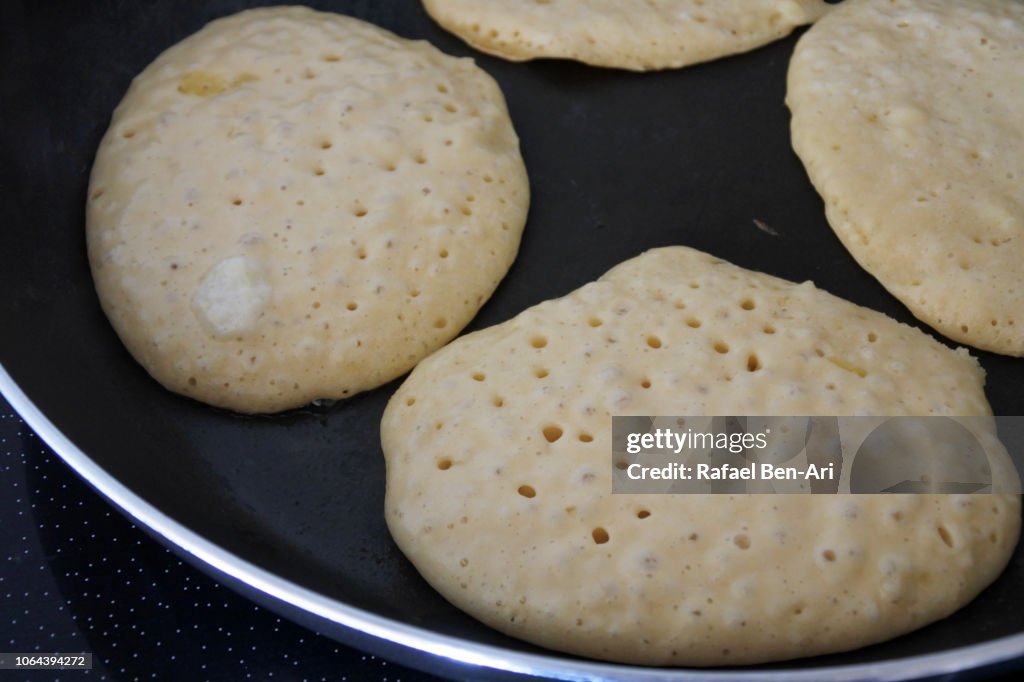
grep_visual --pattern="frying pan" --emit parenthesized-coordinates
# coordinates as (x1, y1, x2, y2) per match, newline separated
(1, 1, 1022, 679)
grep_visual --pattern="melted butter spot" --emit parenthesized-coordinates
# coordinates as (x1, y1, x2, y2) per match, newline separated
(178, 72, 227, 96)
(178, 71, 259, 97)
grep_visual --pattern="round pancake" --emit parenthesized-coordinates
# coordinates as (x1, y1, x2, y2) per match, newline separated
(381, 246, 1020, 666)
(87, 6, 528, 413)
(788, 0, 1024, 355)
(422, 0, 830, 71)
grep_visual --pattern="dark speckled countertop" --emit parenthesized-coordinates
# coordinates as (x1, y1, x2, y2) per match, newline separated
(0, 394, 449, 682)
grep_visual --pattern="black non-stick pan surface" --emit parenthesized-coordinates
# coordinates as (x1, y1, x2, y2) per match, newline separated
(1, 1, 1022, 680)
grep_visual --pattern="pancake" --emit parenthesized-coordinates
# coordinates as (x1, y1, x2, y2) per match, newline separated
(382, 246, 1020, 665)
(422, 0, 830, 71)
(87, 6, 529, 413)
(788, 0, 1024, 355)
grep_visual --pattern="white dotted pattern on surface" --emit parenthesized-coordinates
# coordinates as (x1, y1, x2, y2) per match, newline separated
(0, 399, 445, 681)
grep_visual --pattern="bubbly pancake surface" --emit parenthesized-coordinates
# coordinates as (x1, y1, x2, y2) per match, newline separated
(788, 0, 1024, 355)
(87, 6, 528, 413)
(382, 246, 1020, 665)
